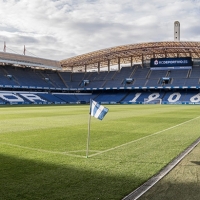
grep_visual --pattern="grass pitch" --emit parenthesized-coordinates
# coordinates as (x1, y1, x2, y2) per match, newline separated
(0, 104, 200, 200)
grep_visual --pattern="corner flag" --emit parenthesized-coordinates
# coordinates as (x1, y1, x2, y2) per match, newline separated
(87, 100, 109, 157)
(90, 100, 109, 120)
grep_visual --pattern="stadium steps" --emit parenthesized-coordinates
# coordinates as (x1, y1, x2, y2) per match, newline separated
(128, 66, 136, 78)
(120, 91, 131, 102)
(146, 69, 151, 79)
(8, 74, 20, 86)
(166, 70, 171, 77)
(80, 73, 90, 87)
(1, 66, 9, 76)
(93, 92, 102, 101)
(57, 72, 69, 88)
(84, 72, 92, 80)
(12, 76, 20, 86)
(144, 79, 149, 86)
(101, 80, 107, 88)
(160, 92, 166, 100)
(170, 78, 174, 85)
(129, 66, 138, 78)
(2, 66, 20, 86)
(187, 69, 192, 78)
(46, 74, 59, 87)
(110, 71, 118, 80)
(39, 72, 56, 87)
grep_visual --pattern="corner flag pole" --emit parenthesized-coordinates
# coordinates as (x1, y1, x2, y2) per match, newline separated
(86, 99, 92, 158)
(86, 99, 108, 158)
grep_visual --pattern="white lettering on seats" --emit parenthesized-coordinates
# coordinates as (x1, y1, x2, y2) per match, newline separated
(147, 93, 160, 102)
(168, 93, 181, 102)
(190, 93, 200, 103)
(20, 93, 46, 102)
(0, 93, 24, 103)
(129, 93, 141, 102)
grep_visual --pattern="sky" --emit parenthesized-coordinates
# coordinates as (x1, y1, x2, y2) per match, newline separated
(0, 0, 199, 61)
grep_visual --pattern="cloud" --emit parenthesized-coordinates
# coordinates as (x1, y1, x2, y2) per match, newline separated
(0, 0, 199, 60)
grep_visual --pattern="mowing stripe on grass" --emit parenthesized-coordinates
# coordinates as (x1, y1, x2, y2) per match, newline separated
(89, 115, 200, 158)
(0, 142, 85, 158)
(1, 116, 200, 159)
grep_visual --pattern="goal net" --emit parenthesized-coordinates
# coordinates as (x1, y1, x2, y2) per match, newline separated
(143, 98, 162, 104)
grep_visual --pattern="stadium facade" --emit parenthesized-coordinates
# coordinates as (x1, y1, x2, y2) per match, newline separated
(1, 22, 200, 105)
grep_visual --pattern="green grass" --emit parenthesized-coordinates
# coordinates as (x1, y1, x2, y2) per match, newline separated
(0, 104, 200, 200)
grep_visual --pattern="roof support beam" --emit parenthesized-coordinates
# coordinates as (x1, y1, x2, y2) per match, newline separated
(118, 57, 121, 71)
(131, 56, 133, 67)
(142, 54, 144, 67)
(165, 51, 167, 58)
(98, 62, 100, 73)
(108, 59, 110, 72)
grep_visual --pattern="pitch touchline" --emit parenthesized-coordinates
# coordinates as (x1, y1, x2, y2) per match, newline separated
(89, 115, 200, 158)
(0, 142, 85, 158)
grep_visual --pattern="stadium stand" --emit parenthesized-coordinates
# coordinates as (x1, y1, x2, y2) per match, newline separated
(3, 65, 51, 87)
(1, 63, 200, 105)
(1, 41, 200, 105)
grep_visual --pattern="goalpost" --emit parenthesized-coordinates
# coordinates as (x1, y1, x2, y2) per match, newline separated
(143, 98, 162, 104)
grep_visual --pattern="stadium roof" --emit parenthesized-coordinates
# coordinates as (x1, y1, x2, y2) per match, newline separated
(0, 51, 62, 70)
(60, 41, 200, 71)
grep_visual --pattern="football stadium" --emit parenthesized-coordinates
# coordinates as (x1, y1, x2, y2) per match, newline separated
(1, 21, 200, 200)
(0, 22, 200, 105)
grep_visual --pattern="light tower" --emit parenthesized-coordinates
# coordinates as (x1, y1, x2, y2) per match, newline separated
(174, 21, 180, 41)
(3, 41, 6, 52)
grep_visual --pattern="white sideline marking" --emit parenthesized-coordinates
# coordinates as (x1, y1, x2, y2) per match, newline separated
(0, 142, 85, 158)
(89, 115, 200, 158)
(68, 150, 101, 153)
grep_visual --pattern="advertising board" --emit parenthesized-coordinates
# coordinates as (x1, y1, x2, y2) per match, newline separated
(150, 57, 192, 70)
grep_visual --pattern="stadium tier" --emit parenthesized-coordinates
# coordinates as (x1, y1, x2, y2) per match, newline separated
(0, 42, 200, 105)
(1, 63, 200, 89)
(0, 62, 200, 104)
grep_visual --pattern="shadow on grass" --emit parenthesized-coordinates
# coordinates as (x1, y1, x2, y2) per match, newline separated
(191, 161, 200, 165)
(0, 154, 141, 200)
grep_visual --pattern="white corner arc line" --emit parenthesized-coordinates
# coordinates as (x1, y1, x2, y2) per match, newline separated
(89, 115, 200, 158)
(0, 142, 85, 158)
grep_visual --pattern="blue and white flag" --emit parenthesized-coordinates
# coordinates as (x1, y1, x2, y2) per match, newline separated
(90, 100, 109, 120)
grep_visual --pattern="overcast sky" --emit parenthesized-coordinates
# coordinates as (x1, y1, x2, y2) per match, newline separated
(0, 0, 199, 61)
